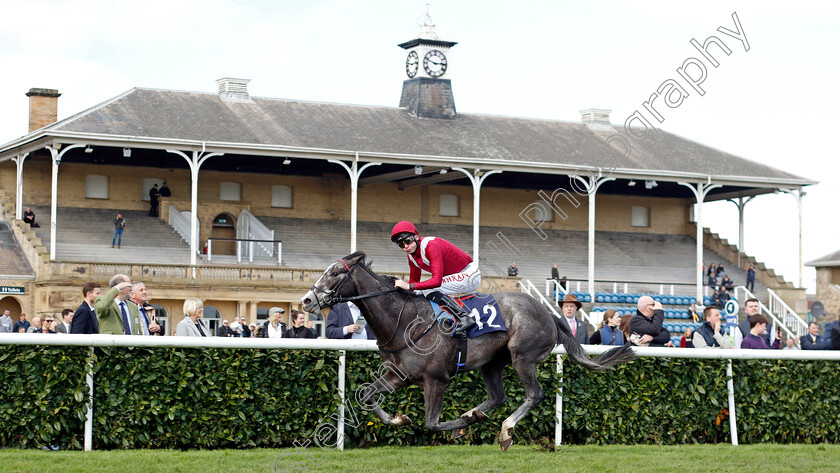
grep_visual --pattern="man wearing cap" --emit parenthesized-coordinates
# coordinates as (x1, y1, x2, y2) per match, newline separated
(559, 293, 588, 344)
(628, 295, 671, 347)
(390, 220, 479, 335)
(326, 301, 375, 340)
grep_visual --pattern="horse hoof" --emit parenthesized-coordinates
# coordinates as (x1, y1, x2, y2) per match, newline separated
(451, 428, 467, 439)
(499, 428, 513, 451)
(460, 410, 488, 423)
(392, 414, 411, 426)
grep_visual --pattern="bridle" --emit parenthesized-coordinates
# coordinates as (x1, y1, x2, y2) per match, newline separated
(308, 259, 399, 311)
(308, 258, 430, 350)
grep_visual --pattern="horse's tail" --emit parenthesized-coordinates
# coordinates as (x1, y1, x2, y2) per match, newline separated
(552, 313, 636, 371)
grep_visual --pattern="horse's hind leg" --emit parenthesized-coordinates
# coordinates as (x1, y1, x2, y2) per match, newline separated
(451, 362, 508, 439)
(498, 358, 545, 451)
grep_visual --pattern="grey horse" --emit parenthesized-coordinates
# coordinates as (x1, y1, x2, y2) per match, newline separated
(301, 252, 635, 451)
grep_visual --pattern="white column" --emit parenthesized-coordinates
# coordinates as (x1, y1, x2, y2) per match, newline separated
(679, 181, 721, 302)
(779, 189, 805, 288)
(45, 145, 84, 261)
(329, 157, 380, 253)
(574, 176, 614, 301)
(11, 153, 29, 220)
(452, 168, 501, 261)
(167, 149, 224, 266)
(727, 196, 753, 268)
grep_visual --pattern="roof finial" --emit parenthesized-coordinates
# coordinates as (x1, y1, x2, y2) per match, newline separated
(417, 3, 440, 40)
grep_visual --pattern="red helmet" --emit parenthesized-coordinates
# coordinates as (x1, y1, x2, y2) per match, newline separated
(391, 221, 418, 242)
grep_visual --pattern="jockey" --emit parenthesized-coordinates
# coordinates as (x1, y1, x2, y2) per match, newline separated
(391, 221, 480, 335)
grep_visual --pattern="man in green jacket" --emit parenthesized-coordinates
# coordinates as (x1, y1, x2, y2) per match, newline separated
(94, 274, 142, 335)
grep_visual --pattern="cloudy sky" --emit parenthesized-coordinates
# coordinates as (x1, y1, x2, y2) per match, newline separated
(1, 0, 837, 293)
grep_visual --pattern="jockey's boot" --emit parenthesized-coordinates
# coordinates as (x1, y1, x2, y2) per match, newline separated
(427, 291, 476, 336)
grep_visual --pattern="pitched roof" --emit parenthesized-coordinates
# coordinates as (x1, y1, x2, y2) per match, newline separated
(1, 87, 812, 186)
(806, 249, 840, 268)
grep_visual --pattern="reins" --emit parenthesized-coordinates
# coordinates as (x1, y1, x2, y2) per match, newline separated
(310, 258, 439, 352)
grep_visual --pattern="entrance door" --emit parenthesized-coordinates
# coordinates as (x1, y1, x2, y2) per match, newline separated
(210, 213, 236, 256)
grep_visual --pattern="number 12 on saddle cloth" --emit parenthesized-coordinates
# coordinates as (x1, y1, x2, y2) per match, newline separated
(428, 293, 507, 339)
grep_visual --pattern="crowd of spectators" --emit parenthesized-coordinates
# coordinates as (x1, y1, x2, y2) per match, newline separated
(581, 293, 840, 352)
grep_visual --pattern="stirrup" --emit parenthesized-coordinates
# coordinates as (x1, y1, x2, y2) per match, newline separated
(453, 314, 476, 336)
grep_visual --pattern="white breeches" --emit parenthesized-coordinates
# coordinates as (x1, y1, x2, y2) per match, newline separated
(418, 261, 481, 296)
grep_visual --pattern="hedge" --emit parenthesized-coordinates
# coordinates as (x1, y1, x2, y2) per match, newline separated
(1, 346, 839, 449)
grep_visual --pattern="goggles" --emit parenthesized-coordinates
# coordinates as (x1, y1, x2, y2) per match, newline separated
(396, 235, 415, 248)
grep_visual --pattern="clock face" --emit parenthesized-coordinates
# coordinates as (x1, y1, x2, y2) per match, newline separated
(423, 50, 447, 78)
(406, 51, 419, 78)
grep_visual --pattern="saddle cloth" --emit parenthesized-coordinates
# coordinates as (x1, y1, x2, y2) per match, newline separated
(429, 292, 507, 339)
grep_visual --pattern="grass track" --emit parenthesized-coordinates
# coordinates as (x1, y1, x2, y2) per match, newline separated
(2, 444, 839, 473)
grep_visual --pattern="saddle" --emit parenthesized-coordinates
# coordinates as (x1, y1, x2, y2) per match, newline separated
(428, 292, 507, 376)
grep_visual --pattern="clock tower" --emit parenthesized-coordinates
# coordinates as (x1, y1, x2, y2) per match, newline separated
(398, 9, 457, 119)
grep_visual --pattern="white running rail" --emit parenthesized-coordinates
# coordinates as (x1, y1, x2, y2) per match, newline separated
(168, 205, 198, 252)
(236, 209, 274, 259)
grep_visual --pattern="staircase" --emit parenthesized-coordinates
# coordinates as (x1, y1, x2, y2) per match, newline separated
(30, 206, 192, 264)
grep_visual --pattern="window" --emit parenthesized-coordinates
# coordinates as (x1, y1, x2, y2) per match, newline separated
(220, 182, 241, 201)
(439, 194, 459, 217)
(85, 175, 108, 199)
(631, 206, 650, 227)
(271, 185, 293, 208)
(141, 178, 164, 201)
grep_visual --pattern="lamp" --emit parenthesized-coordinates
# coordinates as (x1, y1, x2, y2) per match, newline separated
(123, 147, 131, 157)
(439, 168, 448, 174)
(283, 158, 292, 165)
(628, 180, 636, 187)
(414, 165, 423, 175)
(84, 145, 93, 154)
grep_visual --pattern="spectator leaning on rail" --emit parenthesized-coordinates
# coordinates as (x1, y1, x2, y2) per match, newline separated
(589, 309, 624, 346)
(800, 322, 829, 350)
(741, 314, 781, 349)
(628, 296, 671, 347)
(692, 306, 731, 349)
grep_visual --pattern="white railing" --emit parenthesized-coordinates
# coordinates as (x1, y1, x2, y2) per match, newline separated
(168, 205, 198, 252)
(545, 278, 698, 299)
(520, 279, 561, 319)
(766, 288, 808, 340)
(236, 209, 274, 259)
(3, 334, 840, 452)
(734, 286, 803, 342)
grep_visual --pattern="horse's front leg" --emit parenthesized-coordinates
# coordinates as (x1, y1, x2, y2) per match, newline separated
(359, 371, 412, 426)
(421, 376, 473, 432)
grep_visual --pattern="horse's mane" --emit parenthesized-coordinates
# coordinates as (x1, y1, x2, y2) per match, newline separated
(345, 250, 417, 303)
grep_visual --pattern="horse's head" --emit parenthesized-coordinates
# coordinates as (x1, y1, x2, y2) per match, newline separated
(301, 252, 367, 312)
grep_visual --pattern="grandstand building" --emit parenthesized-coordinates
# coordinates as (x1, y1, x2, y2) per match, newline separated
(0, 20, 815, 336)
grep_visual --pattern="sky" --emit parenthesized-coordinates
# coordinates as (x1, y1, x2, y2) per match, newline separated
(0, 0, 837, 294)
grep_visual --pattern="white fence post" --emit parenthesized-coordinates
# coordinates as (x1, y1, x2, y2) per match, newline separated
(277, 242, 282, 265)
(554, 354, 564, 447)
(207, 239, 212, 262)
(337, 350, 346, 451)
(727, 360, 738, 446)
(84, 347, 94, 452)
